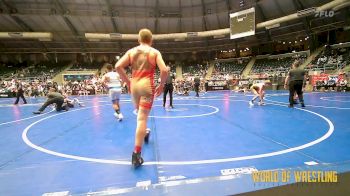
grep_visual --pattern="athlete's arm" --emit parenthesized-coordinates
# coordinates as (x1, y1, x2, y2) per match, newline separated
(303, 71, 307, 88)
(258, 84, 264, 95)
(284, 73, 290, 90)
(115, 50, 131, 88)
(101, 75, 108, 83)
(156, 52, 169, 85)
(154, 51, 169, 97)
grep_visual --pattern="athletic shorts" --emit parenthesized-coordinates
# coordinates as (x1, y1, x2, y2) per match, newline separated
(109, 88, 121, 102)
(250, 86, 259, 91)
(131, 78, 155, 110)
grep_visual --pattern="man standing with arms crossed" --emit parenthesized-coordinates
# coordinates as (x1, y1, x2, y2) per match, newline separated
(116, 28, 169, 168)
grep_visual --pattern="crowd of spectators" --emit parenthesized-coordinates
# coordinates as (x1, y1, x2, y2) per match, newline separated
(182, 63, 208, 77)
(69, 61, 105, 70)
(1, 49, 348, 98)
(308, 47, 350, 72)
(0, 76, 111, 98)
(214, 60, 247, 77)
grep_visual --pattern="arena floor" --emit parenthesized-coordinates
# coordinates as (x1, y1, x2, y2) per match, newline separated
(0, 91, 350, 195)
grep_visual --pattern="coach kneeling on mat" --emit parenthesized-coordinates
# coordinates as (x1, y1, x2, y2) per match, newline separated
(33, 87, 68, 114)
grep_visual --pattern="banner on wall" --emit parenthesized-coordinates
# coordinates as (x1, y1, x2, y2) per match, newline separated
(311, 74, 344, 85)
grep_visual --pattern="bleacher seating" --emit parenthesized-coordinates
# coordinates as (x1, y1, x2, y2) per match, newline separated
(307, 47, 350, 72)
(214, 62, 246, 75)
(182, 64, 208, 76)
(69, 61, 104, 70)
(1, 61, 69, 80)
(250, 57, 296, 76)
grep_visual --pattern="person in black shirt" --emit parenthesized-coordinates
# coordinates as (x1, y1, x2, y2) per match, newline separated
(204, 79, 209, 92)
(163, 67, 174, 108)
(194, 76, 200, 97)
(284, 60, 306, 108)
(14, 80, 27, 105)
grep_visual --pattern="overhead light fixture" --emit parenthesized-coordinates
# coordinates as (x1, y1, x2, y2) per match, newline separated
(174, 38, 185, 41)
(265, 23, 280, 30)
(110, 33, 122, 39)
(240, 0, 245, 7)
(297, 7, 316, 17)
(187, 32, 198, 38)
(283, 42, 285, 44)
(87, 39, 100, 42)
(213, 35, 225, 39)
(0, 32, 53, 41)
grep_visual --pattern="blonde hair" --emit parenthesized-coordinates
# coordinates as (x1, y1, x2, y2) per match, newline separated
(138, 28, 152, 44)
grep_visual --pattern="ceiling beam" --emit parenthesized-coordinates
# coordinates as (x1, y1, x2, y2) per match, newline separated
(226, 0, 232, 12)
(291, 0, 316, 49)
(178, 0, 183, 32)
(200, 0, 208, 31)
(255, 1, 272, 42)
(105, 0, 122, 50)
(0, 0, 33, 31)
(0, 0, 50, 54)
(52, 0, 86, 52)
(292, 0, 311, 36)
(154, 0, 160, 34)
(200, 0, 209, 49)
(0, 41, 7, 52)
(105, 0, 118, 33)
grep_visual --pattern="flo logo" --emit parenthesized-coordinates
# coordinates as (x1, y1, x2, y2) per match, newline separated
(315, 10, 334, 17)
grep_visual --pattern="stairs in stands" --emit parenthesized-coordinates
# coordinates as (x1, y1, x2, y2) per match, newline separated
(241, 57, 256, 78)
(205, 62, 215, 79)
(340, 64, 350, 73)
(176, 64, 183, 79)
(100, 63, 111, 74)
(52, 62, 74, 84)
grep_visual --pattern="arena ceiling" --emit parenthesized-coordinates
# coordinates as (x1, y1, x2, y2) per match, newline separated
(0, 0, 349, 55)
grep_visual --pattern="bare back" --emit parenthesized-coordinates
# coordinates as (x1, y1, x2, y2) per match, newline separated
(129, 45, 158, 81)
(128, 45, 158, 110)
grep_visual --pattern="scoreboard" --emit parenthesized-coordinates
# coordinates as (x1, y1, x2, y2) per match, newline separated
(229, 7, 256, 39)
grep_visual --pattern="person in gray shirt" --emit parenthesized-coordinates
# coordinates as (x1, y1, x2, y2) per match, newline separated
(284, 60, 307, 108)
(33, 87, 68, 114)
